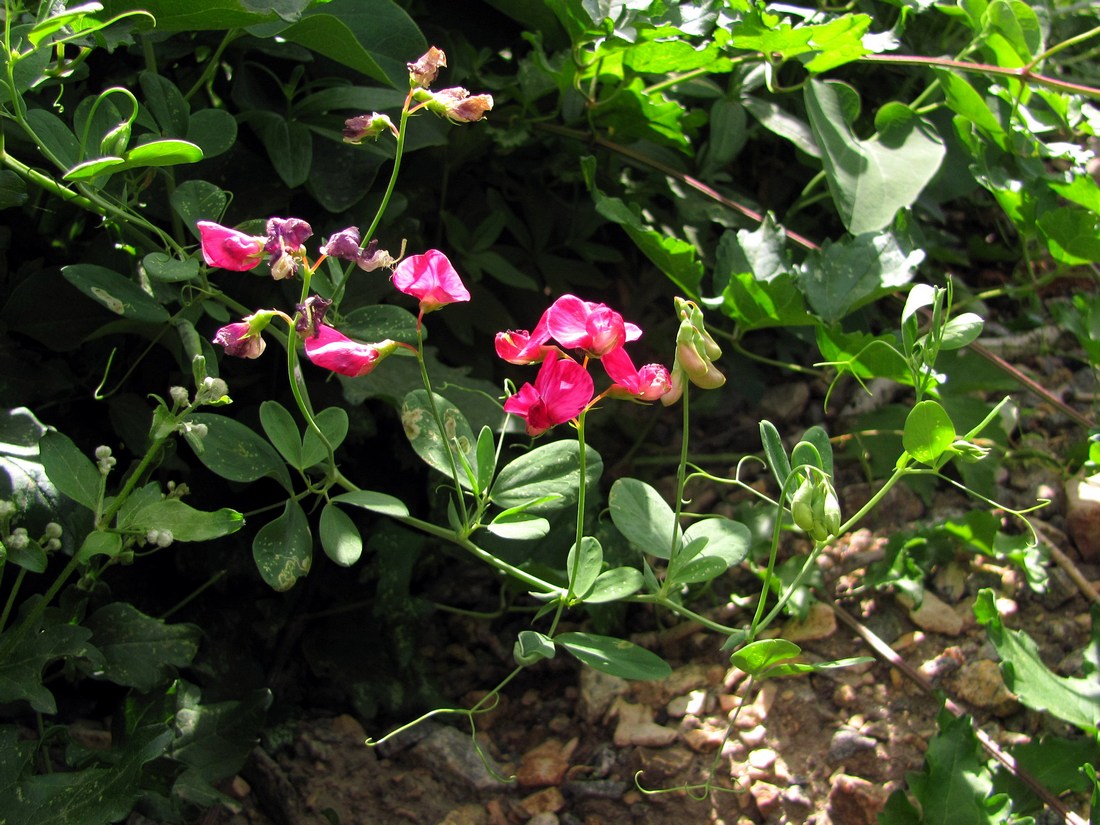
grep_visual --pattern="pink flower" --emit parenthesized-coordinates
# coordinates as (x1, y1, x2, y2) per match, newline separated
(504, 354, 594, 437)
(391, 249, 471, 314)
(303, 324, 398, 378)
(197, 221, 265, 271)
(428, 88, 494, 123)
(602, 347, 672, 402)
(545, 295, 641, 358)
(213, 322, 266, 359)
(495, 328, 554, 365)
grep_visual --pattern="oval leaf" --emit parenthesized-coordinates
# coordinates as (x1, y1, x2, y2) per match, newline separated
(903, 400, 956, 465)
(557, 632, 671, 681)
(492, 440, 602, 514)
(188, 413, 293, 491)
(608, 477, 679, 560)
(62, 264, 170, 323)
(252, 500, 312, 591)
(401, 390, 478, 490)
(320, 502, 363, 566)
(584, 568, 644, 603)
(331, 490, 409, 518)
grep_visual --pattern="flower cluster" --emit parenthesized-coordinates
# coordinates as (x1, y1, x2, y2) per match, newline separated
(497, 295, 672, 436)
(208, 215, 470, 379)
(197, 218, 313, 280)
(407, 46, 493, 124)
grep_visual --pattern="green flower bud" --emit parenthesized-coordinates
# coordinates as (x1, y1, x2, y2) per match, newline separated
(99, 121, 131, 157)
(790, 477, 816, 534)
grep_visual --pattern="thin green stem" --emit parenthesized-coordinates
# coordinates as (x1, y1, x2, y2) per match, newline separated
(630, 594, 737, 636)
(184, 29, 242, 102)
(0, 567, 28, 634)
(415, 322, 471, 528)
(1025, 24, 1100, 72)
(0, 553, 81, 660)
(858, 53, 1100, 99)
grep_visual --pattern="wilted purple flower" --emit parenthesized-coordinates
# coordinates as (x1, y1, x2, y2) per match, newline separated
(428, 87, 494, 123)
(295, 295, 333, 337)
(343, 113, 398, 143)
(321, 228, 397, 273)
(213, 321, 266, 359)
(408, 46, 446, 88)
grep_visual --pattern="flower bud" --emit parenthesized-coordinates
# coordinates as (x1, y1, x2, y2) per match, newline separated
(44, 522, 63, 539)
(790, 477, 816, 534)
(169, 386, 191, 407)
(99, 120, 131, 156)
(424, 87, 494, 123)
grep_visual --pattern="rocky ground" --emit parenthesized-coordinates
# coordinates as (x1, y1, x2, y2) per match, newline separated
(144, 350, 1100, 825)
(197, 517, 1099, 823)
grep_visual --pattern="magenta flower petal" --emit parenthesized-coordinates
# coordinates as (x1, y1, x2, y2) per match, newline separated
(545, 294, 633, 358)
(197, 221, 265, 271)
(392, 249, 471, 313)
(304, 324, 393, 378)
(504, 354, 593, 436)
(602, 347, 671, 402)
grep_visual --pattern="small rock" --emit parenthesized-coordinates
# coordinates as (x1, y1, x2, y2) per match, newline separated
(520, 787, 565, 817)
(759, 381, 810, 421)
(579, 668, 629, 725)
(827, 773, 888, 825)
(781, 601, 838, 642)
(951, 659, 1018, 716)
(683, 725, 727, 752)
(903, 590, 964, 636)
(516, 738, 576, 788)
(527, 814, 559, 825)
(1039, 567, 1080, 609)
(411, 725, 508, 792)
(740, 724, 767, 748)
(635, 745, 694, 780)
(750, 780, 784, 818)
(827, 728, 877, 763)
(933, 562, 968, 603)
(611, 700, 678, 747)
(1066, 473, 1100, 559)
(917, 646, 964, 682)
(561, 779, 628, 800)
(436, 804, 487, 825)
(329, 714, 367, 743)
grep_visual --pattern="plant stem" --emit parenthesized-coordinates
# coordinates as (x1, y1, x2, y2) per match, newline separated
(859, 53, 1100, 99)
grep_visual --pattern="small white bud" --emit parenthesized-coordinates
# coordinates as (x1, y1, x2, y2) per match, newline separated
(170, 386, 190, 407)
(155, 530, 173, 548)
(44, 522, 63, 539)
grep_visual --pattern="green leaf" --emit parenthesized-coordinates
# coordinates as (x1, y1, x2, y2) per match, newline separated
(567, 536, 603, 599)
(1037, 208, 1100, 264)
(301, 407, 350, 467)
(248, 113, 312, 188)
(119, 138, 203, 168)
(140, 70, 189, 135)
(485, 511, 550, 540)
(143, 252, 199, 282)
(277, 0, 426, 87)
(84, 602, 200, 690)
(260, 400, 303, 468)
(903, 400, 956, 465)
(118, 498, 244, 541)
(24, 109, 80, 169)
(61, 264, 170, 323)
(582, 156, 703, 298)
(760, 421, 792, 500)
(556, 632, 671, 681)
(38, 430, 101, 510)
(974, 589, 1100, 732)
(0, 600, 103, 714)
(342, 305, 420, 346)
(804, 80, 945, 235)
(797, 231, 923, 324)
(903, 708, 1000, 824)
(172, 180, 228, 230)
(15, 722, 174, 825)
(92, 0, 309, 30)
(252, 500, 312, 591)
(27, 2, 107, 47)
(492, 440, 602, 514)
(75, 531, 123, 563)
(608, 477, 680, 560)
(938, 313, 984, 350)
(187, 413, 293, 492)
(475, 426, 496, 496)
(401, 390, 478, 490)
(681, 517, 751, 571)
(170, 681, 272, 785)
(584, 567, 645, 603)
(0, 169, 28, 209)
(331, 490, 409, 518)
(730, 638, 802, 677)
(187, 108, 238, 158)
(979, 0, 1042, 67)
(319, 502, 363, 566)
(514, 630, 556, 666)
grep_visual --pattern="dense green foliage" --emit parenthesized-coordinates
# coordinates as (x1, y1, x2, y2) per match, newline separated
(1, 0, 1099, 821)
